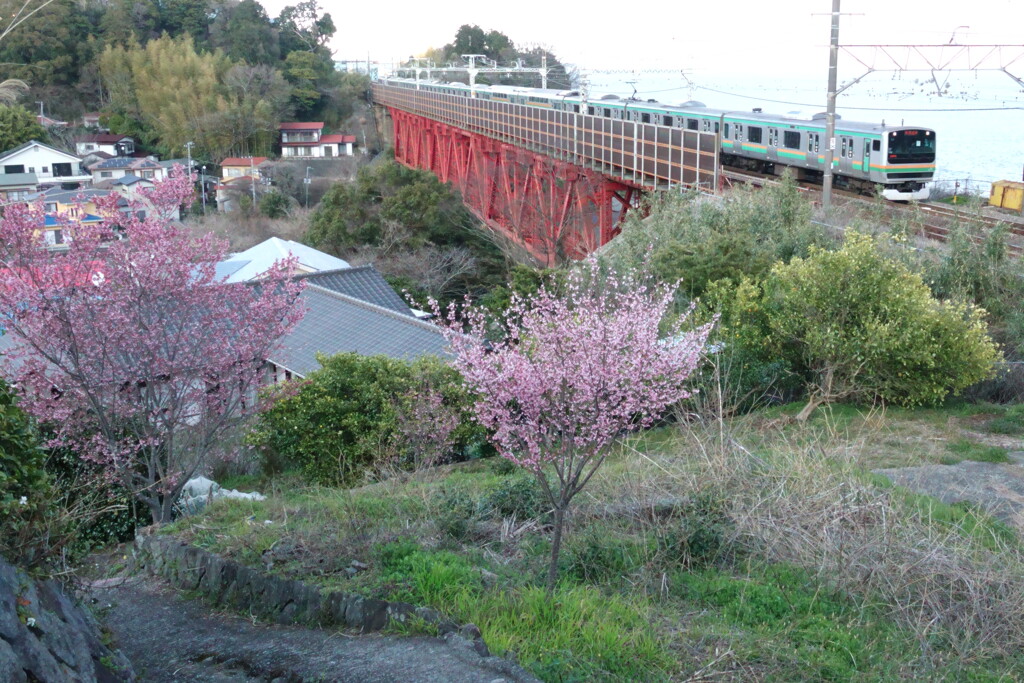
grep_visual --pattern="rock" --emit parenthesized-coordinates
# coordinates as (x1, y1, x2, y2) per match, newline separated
(349, 560, 369, 571)
(0, 555, 135, 682)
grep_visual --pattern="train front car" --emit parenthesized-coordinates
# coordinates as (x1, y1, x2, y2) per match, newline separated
(873, 127, 935, 201)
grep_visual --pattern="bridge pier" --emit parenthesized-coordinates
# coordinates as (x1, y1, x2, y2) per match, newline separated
(388, 108, 642, 266)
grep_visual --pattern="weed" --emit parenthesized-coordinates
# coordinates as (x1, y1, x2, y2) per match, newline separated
(945, 438, 1010, 464)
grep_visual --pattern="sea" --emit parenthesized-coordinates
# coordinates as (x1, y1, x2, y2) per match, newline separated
(582, 70, 1024, 196)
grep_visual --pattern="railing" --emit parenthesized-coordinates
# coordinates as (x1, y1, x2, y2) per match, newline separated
(373, 83, 719, 192)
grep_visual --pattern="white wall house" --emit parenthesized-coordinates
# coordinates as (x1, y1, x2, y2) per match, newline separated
(88, 157, 165, 184)
(0, 140, 90, 187)
(75, 134, 135, 157)
(279, 123, 354, 158)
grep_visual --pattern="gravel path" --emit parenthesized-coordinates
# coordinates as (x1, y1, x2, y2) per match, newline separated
(875, 452, 1024, 531)
(88, 574, 533, 683)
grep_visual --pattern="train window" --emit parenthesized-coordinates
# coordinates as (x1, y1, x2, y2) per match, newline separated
(687, 119, 698, 130)
(841, 138, 848, 156)
(714, 122, 719, 133)
(784, 131, 800, 149)
(588, 106, 595, 115)
(724, 123, 730, 137)
(702, 120, 710, 132)
(736, 124, 743, 141)
(641, 112, 650, 124)
(603, 108, 611, 117)
(748, 126, 762, 143)
(846, 137, 854, 158)
(872, 139, 880, 151)
(663, 115, 673, 126)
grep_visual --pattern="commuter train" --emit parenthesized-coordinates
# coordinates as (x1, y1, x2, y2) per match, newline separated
(380, 77, 935, 201)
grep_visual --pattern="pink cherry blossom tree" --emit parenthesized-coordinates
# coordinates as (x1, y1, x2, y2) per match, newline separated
(0, 169, 304, 523)
(437, 261, 713, 592)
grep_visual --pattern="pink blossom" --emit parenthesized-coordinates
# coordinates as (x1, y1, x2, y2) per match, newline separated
(0, 168, 304, 522)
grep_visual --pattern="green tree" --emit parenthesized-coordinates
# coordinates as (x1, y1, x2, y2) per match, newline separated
(0, 105, 47, 151)
(749, 233, 1001, 418)
(0, 0, 90, 85)
(275, 0, 334, 55)
(209, 0, 280, 65)
(158, 0, 212, 44)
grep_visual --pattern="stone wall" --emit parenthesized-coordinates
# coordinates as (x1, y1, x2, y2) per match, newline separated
(134, 534, 499, 659)
(0, 556, 134, 683)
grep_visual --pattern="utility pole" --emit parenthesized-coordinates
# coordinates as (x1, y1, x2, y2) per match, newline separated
(201, 165, 207, 215)
(822, 0, 841, 211)
(250, 157, 256, 203)
(304, 166, 312, 208)
(184, 141, 193, 184)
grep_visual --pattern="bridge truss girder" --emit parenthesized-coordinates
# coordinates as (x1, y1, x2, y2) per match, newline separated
(389, 107, 641, 266)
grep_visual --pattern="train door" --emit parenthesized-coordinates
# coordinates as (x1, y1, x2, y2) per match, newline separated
(862, 139, 871, 178)
(838, 136, 854, 175)
(766, 127, 779, 165)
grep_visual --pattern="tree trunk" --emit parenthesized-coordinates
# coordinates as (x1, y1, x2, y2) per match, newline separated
(546, 505, 566, 594)
(795, 393, 825, 422)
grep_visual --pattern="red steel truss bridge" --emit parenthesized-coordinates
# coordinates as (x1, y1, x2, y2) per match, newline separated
(371, 82, 719, 265)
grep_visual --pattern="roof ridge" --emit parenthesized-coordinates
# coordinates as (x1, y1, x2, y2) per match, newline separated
(303, 283, 437, 331)
(298, 264, 374, 279)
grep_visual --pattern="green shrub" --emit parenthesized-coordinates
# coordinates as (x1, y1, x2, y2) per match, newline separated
(482, 474, 549, 520)
(986, 404, 1024, 435)
(0, 380, 48, 564)
(248, 353, 486, 485)
(258, 190, 291, 218)
(660, 494, 735, 568)
(564, 526, 650, 584)
(434, 488, 481, 542)
(724, 233, 1001, 411)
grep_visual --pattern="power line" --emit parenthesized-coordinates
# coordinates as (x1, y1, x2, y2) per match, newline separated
(619, 83, 1024, 113)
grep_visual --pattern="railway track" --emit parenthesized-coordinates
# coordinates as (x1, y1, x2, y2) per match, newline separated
(720, 167, 1024, 255)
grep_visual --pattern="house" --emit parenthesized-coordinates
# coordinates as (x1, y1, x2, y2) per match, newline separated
(75, 134, 135, 157)
(40, 212, 103, 247)
(221, 157, 269, 180)
(218, 237, 350, 283)
(0, 173, 38, 203)
(294, 266, 414, 316)
(88, 157, 165, 184)
(279, 123, 354, 158)
(36, 114, 67, 129)
(0, 140, 90, 188)
(79, 112, 103, 129)
(265, 284, 449, 381)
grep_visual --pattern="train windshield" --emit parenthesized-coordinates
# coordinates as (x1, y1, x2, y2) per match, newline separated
(888, 130, 935, 164)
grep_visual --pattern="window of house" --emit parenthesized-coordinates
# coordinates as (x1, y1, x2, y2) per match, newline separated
(28, 167, 34, 173)
(141, 170, 154, 179)
(101, 171, 112, 178)
(42, 166, 48, 174)
(4, 165, 24, 174)
(783, 131, 800, 149)
(748, 127, 763, 144)
(52, 163, 72, 177)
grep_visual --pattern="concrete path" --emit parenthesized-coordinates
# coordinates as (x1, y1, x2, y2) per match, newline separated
(89, 574, 533, 683)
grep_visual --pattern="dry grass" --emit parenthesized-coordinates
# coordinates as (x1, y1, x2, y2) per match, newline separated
(184, 209, 312, 252)
(593, 418, 1024, 672)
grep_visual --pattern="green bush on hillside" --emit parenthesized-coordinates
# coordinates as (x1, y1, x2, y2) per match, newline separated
(248, 353, 488, 485)
(719, 232, 1001, 414)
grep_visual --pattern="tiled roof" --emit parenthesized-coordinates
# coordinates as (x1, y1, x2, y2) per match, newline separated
(77, 134, 132, 144)
(89, 157, 161, 171)
(221, 157, 268, 167)
(295, 266, 412, 316)
(319, 134, 356, 144)
(279, 122, 324, 130)
(0, 140, 82, 164)
(268, 284, 450, 377)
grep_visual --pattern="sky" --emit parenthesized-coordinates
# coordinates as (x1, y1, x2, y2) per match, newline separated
(256, 0, 1023, 79)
